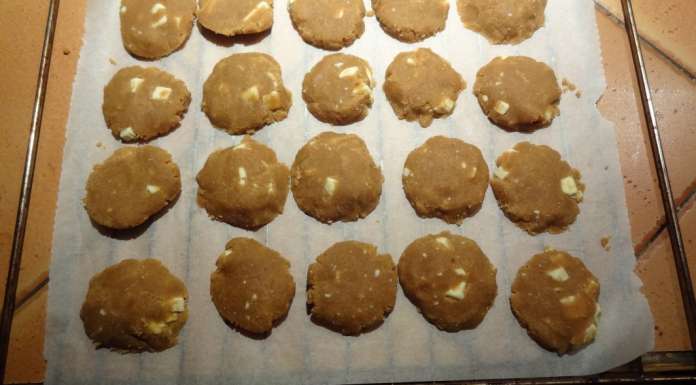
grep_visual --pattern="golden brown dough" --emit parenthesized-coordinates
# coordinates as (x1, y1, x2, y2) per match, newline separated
(457, 0, 547, 45)
(197, 0, 273, 36)
(372, 0, 449, 42)
(289, 0, 366, 50)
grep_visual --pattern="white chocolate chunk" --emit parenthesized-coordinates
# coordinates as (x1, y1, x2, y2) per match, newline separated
(99, 309, 107, 316)
(233, 143, 249, 150)
(435, 237, 452, 249)
(151, 3, 166, 13)
(454, 268, 467, 276)
(374, 269, 380, 277)
(238, 167, 247, 185)
(224, 249, 232, 256)
(494, 100, 510, 114)
(468, 166, 478, 178)
(262, 90, 282, 109)
(171, 297, 185, 312)
(406, 57, 416, 65)
(493, 166, 509, 179)
(119, 127, 137, 141)
(324, 177, 337, 195)
(339, 66, 359, 78)
(241, 85, 260, 102)
(146, 185, 160, 194)
(129, 77, 144, 92)
(120, 5, 127, 14)
(352, 82, 372, 96)
(365, 67, 374, 87)
(546, 267, 570, 282)
(152, 15, 168, 28)
(243, 1, 271, 22)
(435, 97, 454, 113)
(335, 8, 344, 18)
(403, 167, 412, 177)
(151, 86, 172, 100)
(561, 176, 578, 196)
(445, 281, 467, 300)
(244, 301, 250, 309)
(334, 62, 344, 68)
(560, 295, 576, 305)
(461, 162, 467, 168)
(174, 16, 181, 27)
(267, 182, 275, 194)
(147, 321, 167, 334)
(266, 71, 278, 87)
(481, 94, 489, 102)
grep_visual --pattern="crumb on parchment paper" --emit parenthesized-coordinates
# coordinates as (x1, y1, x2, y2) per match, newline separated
(562, 78, 582, 98)
(601, 236, 611, 251)
(109, 57, 117, 65)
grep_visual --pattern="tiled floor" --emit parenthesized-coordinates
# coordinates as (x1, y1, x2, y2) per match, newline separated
(0, 1, 694, 383)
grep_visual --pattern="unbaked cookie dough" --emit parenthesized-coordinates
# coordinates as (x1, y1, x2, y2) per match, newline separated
(84, 146, 181, 230)
(474, 56, 561, 131)
(510, 249, 600, 354)
(457, 0, 547, 45)
(383, 48, 465, 127)
(289, 0, 366, 50)
(119, 0, 196, 59)
(103, 66, 191, 142)
(491, 142, 584, 235)
(210, 238, 295, 335)
(291, 132, 383, 224)
(307, 241, 397, 335)
(398, 231, 497, 331)
(196, 136, 290, 230)
(302, 53, 375, 125)
(372, 0, 449, 42)
(403, 136, 489, 224)
(202, 53, 292, 135)
(80, 258, 188, 352)
(198, 0, 273, 36)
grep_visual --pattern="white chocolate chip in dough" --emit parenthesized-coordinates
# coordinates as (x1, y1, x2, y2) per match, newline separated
(435, 237, 452, 249)
(238, 167, 247, 186)
(267, 182, 275, 194)
(454, 268, 467, 276)
(481, 94, 489, 102)
(352, 82, 372, 96)
(494, 100, 510, 114)
(334, 62, 344, 68)
(339, 66, 359, 78)
(266, 72, 278, 87)
(233, 143, 249, 151)
(365, 67, 374, 87)
(119, 127, 137, 141)
(546, 266, 569, 282)
(445, 281, 467, 300)
(174, 16, 181, 27)
(146, 185, 160, 194)
(146, 321, 167, 334)
(406, 57, 416, 65)
(151, 86, 172, 100)
(468, 166, 478, 178)
(560, 295, 576, 305)
(374, 269, 380, 277)
(324, 177, 337, 196)
(243, 1, 271, 22)
(241, 85, 260, 102)
(335, 8, 345, 18)
(402, 167, 412, 177)
(120, 5, 127, 14)
(494, 166, 509, 180)
(262, 90, 283, 109)
(152, 15, 168, 28)
(129, 77, 144, 92)
(434, 97, 454, 113)
(561, 176, 578, 196)
(171, 297, 186, 312)
(151, 3, 166, 13)
(99, 309, 107, 316)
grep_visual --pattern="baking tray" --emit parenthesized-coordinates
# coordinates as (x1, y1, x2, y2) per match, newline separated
(1, 0, 694, 383)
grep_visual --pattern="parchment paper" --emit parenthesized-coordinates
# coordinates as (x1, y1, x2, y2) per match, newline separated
(45, 1, 654, 383)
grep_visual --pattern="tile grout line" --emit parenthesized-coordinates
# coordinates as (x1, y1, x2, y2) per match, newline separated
(636, 185, 696, 259)
(594, 2, 696, 82)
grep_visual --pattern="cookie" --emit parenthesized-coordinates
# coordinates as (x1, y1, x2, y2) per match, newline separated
(491, 142, 584, 235)
(307, 241, 397, 335)
(196, 136, 290, 230)
(302, 54, 375, 125)
(119, 0, 196, 59)
(84, 146, 181, 230)
(291, 132, 383, 224)
(457, 0, 547, 45)
(510, 249, 600, 354)
(103, 66, 191, 143)
(398, 232, 497, 331)
(197, 0, 273, 36)
(474, 56, 561, 131)
(80, 258, 188, 352)
(372, 0, 449, 42)
(289, 0, 366, 50)
(210, 238, 295, 335)
(383, 48, 465, 128)
(202, 53, 292, 135)
(403, 136, 489, 224)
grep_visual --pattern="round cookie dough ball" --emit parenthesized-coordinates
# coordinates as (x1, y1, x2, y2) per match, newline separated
(302, 54, 376, 125)
(457, 0, 547, 45)
(196, 136, 290, 230)
(84, 146, 181, 230)
(398, 232, 497, 331)
(103, 66, 191, 143)
(202, 53, 292, 135)
(384, 48, 465, 128)
(491, 142, 585, 235)
(307, 241, 397, 335)
(198, 0, 273, 36)
(474, 56, 561, 132)
(80, 258, 188, 352)
(291, 132, 383, 224)
(403, 136, 489, 224)
(372, 0, 449, 42)
(119, 0, 196, 59)
(289, 0, 366, 50)
(510, 249, 600, 354)
(210, 238, 295, 335)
